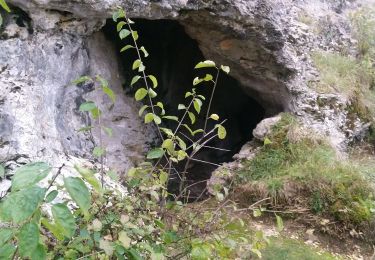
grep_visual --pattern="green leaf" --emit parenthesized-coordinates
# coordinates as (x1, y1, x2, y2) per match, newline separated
(41, 218, 64, 241)
(117, 21, 127, 32)
(74, 165, 102, 193)
(188, 112, 196, 124)
(193, 99, 202, 114)
(253, 208, 262, 217)
(131, 75, 141, 86)
(153, 114, 162, 125)
(0, 229, 13, 247)
(192, 129, 204, 136)
(140, 46, 149, 57)
(52, 203, 76, 238)
(113, 9, 126, 22)
(194, 60, 216, 69)
(176, 136, 187, 150)
(0, 243, 16, 259)
(0, 15, 3, 27)
(276, 214, 284, 232)
(11, 162, 51, 191)
(120, 45, 134, 52)
(138, 63, 146, 72)
(145, 113, 154, 123)
(264, 137, 272, 145)
(90, 107, 101, 119)
(178, 104, 186, 110)
(217, 125, 227, 139)
(193, 77, 203, 86)
(132, 31, 139, 41)
(93, 147, 105, 157)
(163, 231, 178, 245)
(135, 88, 148, 101)
(159, 171, 168, 184)
(191, 242, 212, 260)
(177, 150, 188, 161)
(160, 127, 174, 136)
(132, 59, 141, 70)
(18, 222, 39, 258)
(72, 76, 91, 85)
(162, 139, 174, 153)
(118, 231, 131, 249)
(147, 148, 165, 159)
(221, 65, 230, 74)
(203, 74, 213, 81)
(96, 75, 109, 88)
(163, 115, 179, 121)
(31, 244, 47, 260)
(119, 29, 131, 39)
(45, 190, 58, 203)
(148, 88, 157, 98)
(139, 105, 149, 116)
(79, 101, 96, 112)
(64, 177, 91, 218)
(148, 75, 158, 88)
(210, 114, 219, 121)
(182, 124, 194, 136)
(0, 186, 46, 223)
(102, 86, 116, 103)
(127, 248, 143, 260)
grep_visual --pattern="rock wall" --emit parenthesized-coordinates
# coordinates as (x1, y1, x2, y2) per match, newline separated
(0, 0, 372, 173)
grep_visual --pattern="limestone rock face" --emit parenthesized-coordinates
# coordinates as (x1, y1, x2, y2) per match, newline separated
(0, 0, 373, 174)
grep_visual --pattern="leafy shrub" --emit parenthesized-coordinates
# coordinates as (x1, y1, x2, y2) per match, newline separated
(236, 113, 375, 224)
(0, 0, 10, 27)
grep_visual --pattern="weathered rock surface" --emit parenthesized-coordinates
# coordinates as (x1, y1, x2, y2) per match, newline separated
(0, 0, 373, 177)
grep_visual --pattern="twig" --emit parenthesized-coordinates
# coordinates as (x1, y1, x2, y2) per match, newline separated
(46, 164, 65, 192)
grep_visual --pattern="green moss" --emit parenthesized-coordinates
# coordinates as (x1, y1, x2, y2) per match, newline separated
(262, 237, 341, 260)
(236, 114, 374, 224)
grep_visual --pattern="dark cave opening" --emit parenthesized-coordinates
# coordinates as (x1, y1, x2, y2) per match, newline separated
(103, 19, 266, 194)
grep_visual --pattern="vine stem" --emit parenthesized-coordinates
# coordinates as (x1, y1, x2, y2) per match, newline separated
(204, 68, 220, 133)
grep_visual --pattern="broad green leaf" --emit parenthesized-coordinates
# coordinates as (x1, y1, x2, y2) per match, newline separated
(120, 45, 134, 52)
(0, 0, 9, 12)
(131, 75, 141, 86)
(204, 74, 213, 81)
(148, 75, 158, 88)
(264, 137, 272, 145)
(194, 60, 216, 69)
(178, 104, 186, 110)
(135, 88, 148, 101)
(221, 65, 230, 74)
(139, 105, 149, 116)
(96, 75, 109, 88)
(18, 222, 39, 258)
(147, 148, 164, 159)
(0, 243, 16, 259)
(99, 239, 114, 256)
(156, 102, 165, 114)
(160, 127, 173, 136)
(138, 63, 146, 72)
(140, 46, 149, 57)
(276, 214, 284, 232)
(74, 165, 102, 193)
(113, 9, 126, 22)
(145, 113, 154, 123)
(52, 203, 76, 238)
(72, 76, 91, 85)
(193, 99, 202, 114)
(41, 218, 64, 241)
(102, 86, 116, 103)
(182, 124, 194, 136)
(153, 115, 162, 125)
(93, 146, 105, 157)
(210, 114, 219, 120)
(163, 116, 179, 121)
(159, 171, 168, 184)
(176, 136, 187, 150)
(0, 229, 13, 247)
(185, 91, 193, 98)
(31, 244, 46, 260)
(148, 88, 157, 98)
(177, 150, 188, 161)
(45, 190, 58, 203)
(192, 129, 204, 136)
(132, 59, 141, 70)
(64, 177, 91, 218)
(119, 29, 131, 39)
(127, 248, 143, 260)
(132, 31, 139, 41)
(163, 231, 178, 245)
(253, 208, 262, 217)
(193, 77, 203, 86)
(0, 186, 46, 223)
(217, 125, 227, 139)
(188, 112, 196, 124)
(117, 21, 127, 32)
(162, 139, 174, 153)
(79, 101, 96, 112)
(11, 162, 51, 191)
(118, 231, 131, 249)
(90, 107, 102, 119)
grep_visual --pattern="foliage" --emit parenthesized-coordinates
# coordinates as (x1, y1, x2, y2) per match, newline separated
(236, 113, 375, 224)
(0, 0, 10, 27)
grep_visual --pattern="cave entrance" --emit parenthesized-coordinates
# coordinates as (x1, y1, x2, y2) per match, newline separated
(103, 19, 266, 196)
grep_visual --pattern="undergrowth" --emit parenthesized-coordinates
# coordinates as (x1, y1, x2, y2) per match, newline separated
(236, 113, 374, 225)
